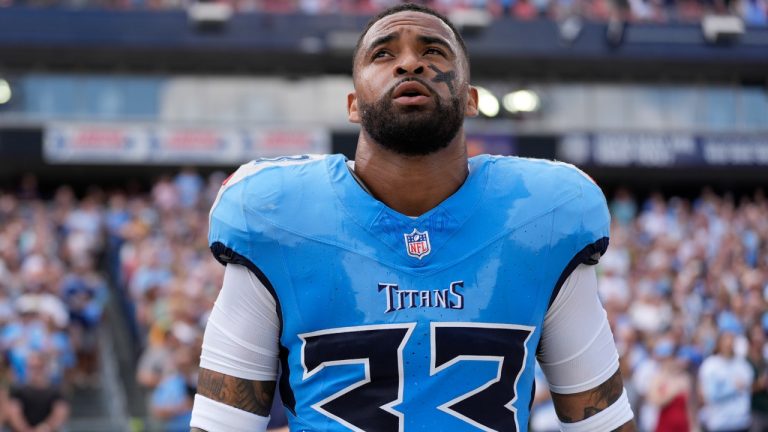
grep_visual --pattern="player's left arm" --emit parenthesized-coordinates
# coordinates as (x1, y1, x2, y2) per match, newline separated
(538, 264, 636, 432)
(551, 369, 635, 431)
(536, 169, 634, 430)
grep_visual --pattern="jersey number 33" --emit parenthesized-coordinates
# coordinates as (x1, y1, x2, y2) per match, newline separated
(299, 322, 535, 432)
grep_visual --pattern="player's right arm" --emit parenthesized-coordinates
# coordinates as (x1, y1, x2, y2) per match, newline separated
(196, 369, 275, 416)
(191, 369, 275, 432)
(190, 264, 281, 432)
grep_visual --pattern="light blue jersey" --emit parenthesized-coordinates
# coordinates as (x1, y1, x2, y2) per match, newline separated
(209, 154, 610, 432)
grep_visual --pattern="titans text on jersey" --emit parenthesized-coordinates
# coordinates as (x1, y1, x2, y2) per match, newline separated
(207, 153, 610, 432)
(378, 281, 464, 313)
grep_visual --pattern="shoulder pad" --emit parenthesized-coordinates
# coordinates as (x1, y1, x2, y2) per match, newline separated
(208, 154, 330, 265)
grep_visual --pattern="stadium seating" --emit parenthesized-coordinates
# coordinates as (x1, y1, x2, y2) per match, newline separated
(1, 0, 764, 25)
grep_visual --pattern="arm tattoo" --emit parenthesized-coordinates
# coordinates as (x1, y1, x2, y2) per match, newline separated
(196, 368, 276, 416)
(551, 369, 625, 422)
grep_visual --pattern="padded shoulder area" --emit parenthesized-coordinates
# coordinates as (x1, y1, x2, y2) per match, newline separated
(216, 154, 332, 206)
(208, 154, 336, 262)
(482, 155, 609, 253)
(487, 156, 599, 201)
(474, 156, 603, 233)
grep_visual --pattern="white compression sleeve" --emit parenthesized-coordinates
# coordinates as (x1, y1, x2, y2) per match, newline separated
(537, 264, 620, 394)
(199, 263, 280, 380)
(191, 394, 270, 432)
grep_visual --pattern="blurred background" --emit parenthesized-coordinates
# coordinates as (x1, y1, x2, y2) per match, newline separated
(0, 0, 766, 431)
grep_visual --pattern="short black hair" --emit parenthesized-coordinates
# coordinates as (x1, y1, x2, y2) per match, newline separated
(352, 3, 469, 75)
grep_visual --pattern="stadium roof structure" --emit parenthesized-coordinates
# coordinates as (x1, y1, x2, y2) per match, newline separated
(0, 8, 767, 82)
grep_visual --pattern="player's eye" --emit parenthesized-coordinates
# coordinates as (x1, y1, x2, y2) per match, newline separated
(424, 47, 445, 56)
(372, 50, 391, 60)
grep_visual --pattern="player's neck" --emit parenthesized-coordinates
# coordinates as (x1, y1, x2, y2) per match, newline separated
(352, 133, 469, 217)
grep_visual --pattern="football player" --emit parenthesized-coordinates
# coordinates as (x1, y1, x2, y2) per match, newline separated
(191, 3, 635, 431)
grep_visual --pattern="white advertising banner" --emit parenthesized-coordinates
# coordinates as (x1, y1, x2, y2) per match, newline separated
(44, 123, 331, 164)
(44, 123, 149, 163)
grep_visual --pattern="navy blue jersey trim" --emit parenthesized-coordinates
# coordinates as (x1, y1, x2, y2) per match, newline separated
(210, 241, 283, 328)
(529, 379, 536, 413)
(546, 237, 609, 310)
(278, 345, 296, 415)
(209, 241, 296, 414)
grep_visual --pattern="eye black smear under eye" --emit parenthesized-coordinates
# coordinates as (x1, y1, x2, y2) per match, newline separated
(428, 64, 457, 97)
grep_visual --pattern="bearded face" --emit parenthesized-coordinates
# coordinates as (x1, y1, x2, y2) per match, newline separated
(357, 77, 465, 156)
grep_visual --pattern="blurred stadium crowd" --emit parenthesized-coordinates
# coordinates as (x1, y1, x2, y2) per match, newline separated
(542, 186, 768, 432)
(0, 168, 766, 431)
(1, 0, 766, 26)
(0, 177, 107, 431)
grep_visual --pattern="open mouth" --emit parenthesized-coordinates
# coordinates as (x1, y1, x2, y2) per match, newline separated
(392, 81, 432, 105)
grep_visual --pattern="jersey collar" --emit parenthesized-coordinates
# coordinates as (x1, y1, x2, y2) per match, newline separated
(327, 154, 489, 267)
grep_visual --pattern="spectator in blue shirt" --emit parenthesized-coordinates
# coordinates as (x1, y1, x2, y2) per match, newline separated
(150, 345, 196, 432)
(699, 331, 754, 432)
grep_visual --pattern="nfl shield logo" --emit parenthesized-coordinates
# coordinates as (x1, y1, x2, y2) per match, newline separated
(404, 228, 431, 259)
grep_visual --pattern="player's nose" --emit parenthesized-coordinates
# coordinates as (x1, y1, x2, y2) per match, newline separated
(394, 50, 425, 76)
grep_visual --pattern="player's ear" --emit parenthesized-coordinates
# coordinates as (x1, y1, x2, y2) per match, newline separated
(347, 92, 361, 123)
(465, 85, 479, 117)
